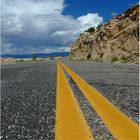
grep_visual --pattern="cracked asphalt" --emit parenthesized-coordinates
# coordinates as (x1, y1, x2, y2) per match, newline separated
(1, 61, 139, 140)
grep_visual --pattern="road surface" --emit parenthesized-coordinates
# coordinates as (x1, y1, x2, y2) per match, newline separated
(1, 61, 139, 140)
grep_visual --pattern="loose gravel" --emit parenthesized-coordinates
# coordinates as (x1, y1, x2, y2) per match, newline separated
(1, 61, 57, 140)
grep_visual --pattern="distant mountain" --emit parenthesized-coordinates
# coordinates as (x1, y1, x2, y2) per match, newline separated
(1, 52, 70, 58)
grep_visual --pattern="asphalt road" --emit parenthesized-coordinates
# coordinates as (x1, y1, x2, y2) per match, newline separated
(1, 61, 57, 140)
(63, 61, 139, 140)
(64, 61, 139, 123)
(1, 61, 139, 140)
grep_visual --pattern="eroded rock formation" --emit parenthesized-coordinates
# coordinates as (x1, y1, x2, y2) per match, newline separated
(70, 5, 139, 63)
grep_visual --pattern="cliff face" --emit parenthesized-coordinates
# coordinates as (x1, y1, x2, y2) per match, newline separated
(70, 5, 139, 63)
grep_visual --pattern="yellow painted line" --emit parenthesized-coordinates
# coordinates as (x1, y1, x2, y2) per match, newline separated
(61, 62, 139, 140)
(55, 62, 94, 140)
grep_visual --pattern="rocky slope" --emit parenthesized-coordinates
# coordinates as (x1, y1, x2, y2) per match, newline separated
(70, 5, 139, 63)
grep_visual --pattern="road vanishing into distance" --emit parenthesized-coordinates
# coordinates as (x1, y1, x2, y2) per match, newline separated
(1, 61, 139, 140)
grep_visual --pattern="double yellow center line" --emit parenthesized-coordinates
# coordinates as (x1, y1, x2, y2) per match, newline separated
(55, 62, 94, 140)
(55, 62, 139, 140)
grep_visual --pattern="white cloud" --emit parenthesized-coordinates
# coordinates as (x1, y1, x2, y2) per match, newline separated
(78, 13, 103, 30)
(57, 47, 70, 52)
(2, 0, 64, 15)
(1, 0, 103, 54)
(44, 47, 70, 53)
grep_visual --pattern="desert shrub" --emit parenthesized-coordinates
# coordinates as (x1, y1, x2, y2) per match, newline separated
(16, 59, 24, 62)
(87, 54, 91, 60)
(121, 57, 128, 63)
(39, 59, 43, 61)
(86, 27, 95, 33)
(32, 55, 37, 61)
(103, 44, 107, 49)
(96, 24, 102, 30)
(110, 55, 119, 62)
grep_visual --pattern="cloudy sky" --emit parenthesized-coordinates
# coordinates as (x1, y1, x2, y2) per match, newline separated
(1, 0, 138, 54)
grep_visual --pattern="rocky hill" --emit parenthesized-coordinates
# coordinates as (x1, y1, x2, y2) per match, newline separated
(70, 5, 139, 63)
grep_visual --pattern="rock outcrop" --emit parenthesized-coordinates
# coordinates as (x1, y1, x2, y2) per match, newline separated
(70, 5, 139, 63)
